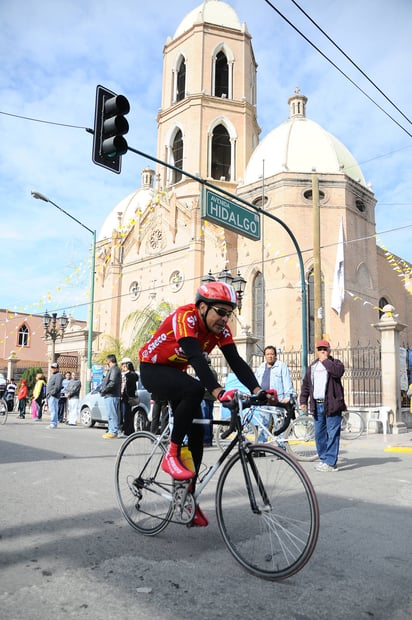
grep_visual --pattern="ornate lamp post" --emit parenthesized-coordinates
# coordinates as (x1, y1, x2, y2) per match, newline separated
(42, 311, 69, 365)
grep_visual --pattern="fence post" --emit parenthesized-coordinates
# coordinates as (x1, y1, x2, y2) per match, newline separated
(372, 304, 407, 434)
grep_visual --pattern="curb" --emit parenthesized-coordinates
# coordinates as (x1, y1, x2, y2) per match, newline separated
(384, 445, 412, 453)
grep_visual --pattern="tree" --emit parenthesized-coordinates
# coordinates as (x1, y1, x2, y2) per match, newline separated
(21, 367, 43, 394)
(122, 301, 174, 354)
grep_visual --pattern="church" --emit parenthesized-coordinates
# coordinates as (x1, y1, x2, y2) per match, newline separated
(92, 0, 412, 373)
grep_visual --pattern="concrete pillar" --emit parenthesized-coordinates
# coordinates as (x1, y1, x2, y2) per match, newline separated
(372, 304, 407, 434)
(234, 324, 259, 366)
(7, 352, 19, 381)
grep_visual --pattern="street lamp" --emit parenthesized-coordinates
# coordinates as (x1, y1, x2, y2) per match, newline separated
(42, 311, 69, 364)
(31, 191, 96, 392)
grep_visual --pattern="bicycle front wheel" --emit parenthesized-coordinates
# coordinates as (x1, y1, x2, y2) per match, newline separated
(341, 411, 364, 440)
(285, 415, 318, 462)
(0, 400, 8, 424)
(115, 431, 174, 536)
(216, 445, 319, 581)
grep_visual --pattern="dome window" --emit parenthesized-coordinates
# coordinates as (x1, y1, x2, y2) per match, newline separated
(303, 189, 325, 202)
(355, 198, 366, 212)
(252, 196, 268, 208)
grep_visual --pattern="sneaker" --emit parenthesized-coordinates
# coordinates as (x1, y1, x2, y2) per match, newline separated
(315, 462, 338, 472)
(49, 425, 57, 429)
(118, 432, 127, 438)
(191, 505, 209, 527)
(102, 432, 117, 439)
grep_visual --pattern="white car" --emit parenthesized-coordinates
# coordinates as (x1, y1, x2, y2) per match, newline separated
(78, 382, 151, 431)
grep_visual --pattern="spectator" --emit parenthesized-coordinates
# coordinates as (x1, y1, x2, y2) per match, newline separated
(119, 358, 138, 437)
(32, 373, 46, 420)
(100, 354, 121, 439)
(58, 371, 72, 423)
(46, 363, 64, 429)
(255, 345, 295, 444)
(300, 339, 346, 472)
(17, 379, 28, 419)
(5, 379, 17, 412)
(200, 353, 218, 447)
(66, 371, 81, 425)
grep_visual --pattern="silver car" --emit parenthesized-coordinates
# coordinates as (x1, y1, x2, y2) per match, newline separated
(79, 383, 151, 431)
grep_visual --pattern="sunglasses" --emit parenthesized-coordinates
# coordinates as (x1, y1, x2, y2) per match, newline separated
(211, 306, 233, 318)
(317, 347, 328, 351)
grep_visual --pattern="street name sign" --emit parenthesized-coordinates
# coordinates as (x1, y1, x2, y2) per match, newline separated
(201, 188, 260, 241)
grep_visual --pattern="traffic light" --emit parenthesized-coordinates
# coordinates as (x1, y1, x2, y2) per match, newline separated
(92, 85, 130, 174)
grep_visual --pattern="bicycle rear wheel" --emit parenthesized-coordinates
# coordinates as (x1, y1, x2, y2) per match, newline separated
(216, 445, 319, 581)
(341, 411, 364, 440)
(0, 400, 8, 424)
(115, 431, 174, 535)
(215, 420, 258, 452)
(285, 415, 318, 461)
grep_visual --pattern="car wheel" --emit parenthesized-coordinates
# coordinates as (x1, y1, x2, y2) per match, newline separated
(134, 408, 149, 432)
(80, 406, 95, 428)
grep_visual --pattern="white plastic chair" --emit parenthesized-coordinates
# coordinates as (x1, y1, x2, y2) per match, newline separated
(366, 407, 390, 435)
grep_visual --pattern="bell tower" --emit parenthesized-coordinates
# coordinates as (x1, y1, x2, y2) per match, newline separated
(157, 0, 260, 198)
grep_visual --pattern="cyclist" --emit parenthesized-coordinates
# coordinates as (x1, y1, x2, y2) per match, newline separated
(139, 281, 275, 527)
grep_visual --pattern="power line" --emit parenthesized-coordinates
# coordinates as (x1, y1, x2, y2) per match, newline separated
(262, 0, 412, 139)
(0, 110, 86, 130)
(289, 0, 412, 127)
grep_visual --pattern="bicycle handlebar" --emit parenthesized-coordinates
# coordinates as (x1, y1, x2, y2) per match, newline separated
(220, 391, 294, 440)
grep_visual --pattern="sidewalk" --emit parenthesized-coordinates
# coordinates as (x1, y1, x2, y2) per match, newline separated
(343, 429, 412, 454)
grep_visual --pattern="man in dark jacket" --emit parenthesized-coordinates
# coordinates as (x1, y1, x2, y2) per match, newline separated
(46, 363, 63, 429)
(300, 339, 346, 472)
(100, 354, 121, 439)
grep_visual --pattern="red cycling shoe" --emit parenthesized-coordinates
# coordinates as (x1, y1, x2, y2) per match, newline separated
(191, 505, 209, 527)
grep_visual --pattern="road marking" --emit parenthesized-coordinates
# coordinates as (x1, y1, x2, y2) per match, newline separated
(384, 446, 412, 453)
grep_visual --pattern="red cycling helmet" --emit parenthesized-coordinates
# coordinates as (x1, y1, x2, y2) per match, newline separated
(195, 281, 238, 309)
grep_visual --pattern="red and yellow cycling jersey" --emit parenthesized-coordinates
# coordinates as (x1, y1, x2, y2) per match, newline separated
(138, 303, 234, 368)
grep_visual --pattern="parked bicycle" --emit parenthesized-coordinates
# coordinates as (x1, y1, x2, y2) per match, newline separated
(215, 395, 318, 462)
(115, 391, 320, 581)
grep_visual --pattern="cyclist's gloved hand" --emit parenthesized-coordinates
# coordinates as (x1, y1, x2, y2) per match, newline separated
(218, 389, 237, 403)
(255, 389, 268, 404)
(265, 389, 279, 404)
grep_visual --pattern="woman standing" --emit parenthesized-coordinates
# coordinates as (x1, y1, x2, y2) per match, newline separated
(32, 373, 46, 420)
(119, 359, 138, 437)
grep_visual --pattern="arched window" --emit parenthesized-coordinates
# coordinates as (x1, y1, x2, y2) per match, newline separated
(176, 58, 186, 102)
(215, 51, 228, 98)
(252, 272, 264, 354)
(171, 129, 183, 183)
(18, 324, 29, 347)
(211, 124, 231, 181)
(379, 296, 389, 319)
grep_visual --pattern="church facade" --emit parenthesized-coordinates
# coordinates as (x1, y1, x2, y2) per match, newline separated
(92, 0, 412, 365)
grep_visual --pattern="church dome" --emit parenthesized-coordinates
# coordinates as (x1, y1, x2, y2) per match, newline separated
(243, 90, 366, 187)
(98, 168, 155, 241)
(174, 0, 242, 38)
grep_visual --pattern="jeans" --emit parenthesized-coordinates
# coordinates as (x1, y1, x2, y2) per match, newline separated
(105, 396, 120, 435)
(200, 399, 214, 445)
(48, 395, 59, 427)
(313, 402, 341, 467)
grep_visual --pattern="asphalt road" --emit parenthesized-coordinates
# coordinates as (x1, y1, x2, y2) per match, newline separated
(1, 414, 412, 620)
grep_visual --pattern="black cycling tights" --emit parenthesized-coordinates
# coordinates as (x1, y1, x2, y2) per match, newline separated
(139, 363, 205, 474)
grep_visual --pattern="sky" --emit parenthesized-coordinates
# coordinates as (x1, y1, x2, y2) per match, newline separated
(1, 0, 411, 322)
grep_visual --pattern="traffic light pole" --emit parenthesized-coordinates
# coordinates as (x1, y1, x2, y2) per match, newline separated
(126, 145, 308, 375)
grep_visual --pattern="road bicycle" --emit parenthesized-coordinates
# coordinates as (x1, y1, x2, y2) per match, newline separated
(115, 392, 320, 581)
(215, 395, 318, 462)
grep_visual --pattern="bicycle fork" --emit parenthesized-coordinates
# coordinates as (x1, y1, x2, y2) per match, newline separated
(239, 445, 271, 514)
